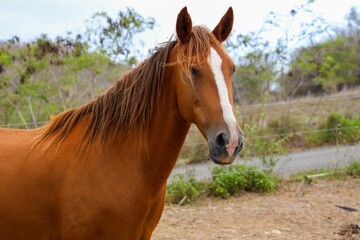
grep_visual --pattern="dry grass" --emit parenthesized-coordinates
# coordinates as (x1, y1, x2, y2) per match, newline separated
(236, 88, 360, 129)
(180, 88, 360, 163)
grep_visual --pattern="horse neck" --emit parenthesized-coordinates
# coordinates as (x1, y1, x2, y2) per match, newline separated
(143, 67, 191, 190)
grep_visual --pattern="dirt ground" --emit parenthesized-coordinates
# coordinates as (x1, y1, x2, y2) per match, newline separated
(153, 178, 360, 240)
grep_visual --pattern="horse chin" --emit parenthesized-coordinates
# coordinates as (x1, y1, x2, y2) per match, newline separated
(209, 146, 236, 165)
(211, 157, 234, 165)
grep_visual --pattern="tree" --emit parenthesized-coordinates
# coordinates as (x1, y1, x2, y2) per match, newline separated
(285, 7, 360, 95)
(0, 34, 126, 127)
(85, 8, 155, 64)
(227, 0, 330, 102)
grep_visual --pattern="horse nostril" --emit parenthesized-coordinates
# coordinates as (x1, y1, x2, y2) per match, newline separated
(232, 140, 243, 156)
(238, 141, 244, 151)
(215, 133, 229, 148)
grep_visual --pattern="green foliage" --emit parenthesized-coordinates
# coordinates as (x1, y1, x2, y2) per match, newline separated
(0, 50, 11, 67)
(285, 7, 360, 96)
(228, 31, 277, 104)
(166, 160, 358, 205)
(290, 162, 360, 183)
(0, 35, 126, 127)
(288, 35, 360, 95)
(232, 61, 276, 104)
(166, 172, 203, 204)
(209, 164, 277, 199)
(306, 112, 360, 146)
(0, 8, 155, 127)
(228, 0, 331, 103)
(227, 3, 360, 100)
(346, 161, 360, 177)
(290, 169, 347, 183)
(242, 123, 288, 173)
(166, 165, 278, 203)
(210, 165, 247, 198)
(85, 8, 155, 64)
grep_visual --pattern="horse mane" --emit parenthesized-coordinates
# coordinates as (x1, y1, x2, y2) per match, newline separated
(37, 26, 222, 150)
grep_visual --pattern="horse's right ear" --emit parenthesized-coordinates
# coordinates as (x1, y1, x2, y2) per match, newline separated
(176, 7, 192, 44)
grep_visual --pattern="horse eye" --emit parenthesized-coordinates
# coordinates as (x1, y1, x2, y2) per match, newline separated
(232, 66, 236, 75)
(190, 67, 199, 77)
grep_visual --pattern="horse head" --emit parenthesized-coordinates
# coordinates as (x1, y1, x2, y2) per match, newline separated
(172, 7, 244, 165)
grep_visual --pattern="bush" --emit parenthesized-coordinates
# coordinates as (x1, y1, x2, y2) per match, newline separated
(209, 164, 277, 199)
(346, 161, 360, 177)
(210, 165, 247, 198)
(306, 113, 360, 146)
(166, 172, 203, 204)
(244, 166, 278, 192)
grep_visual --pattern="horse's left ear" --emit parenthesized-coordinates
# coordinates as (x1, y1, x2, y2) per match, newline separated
(212, 7, 234, 42)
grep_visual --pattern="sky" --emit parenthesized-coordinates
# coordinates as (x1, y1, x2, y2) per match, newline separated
(0, 0, 359, 56)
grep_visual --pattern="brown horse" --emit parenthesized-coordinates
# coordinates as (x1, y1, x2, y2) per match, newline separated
(0, 7, 243, 240)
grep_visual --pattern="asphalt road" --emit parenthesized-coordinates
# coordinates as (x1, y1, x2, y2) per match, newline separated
(170, 144, 360, 180)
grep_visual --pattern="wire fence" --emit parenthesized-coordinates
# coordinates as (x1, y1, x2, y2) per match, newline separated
(2, 97, 359, 129)
(237, 95, 360, 109)
(1, 92, 359, 148)
(0, 121, 48, 128)
(182, 125, 360, 147)
(1, 90, 359, 126)
(3, 120, 356, 147)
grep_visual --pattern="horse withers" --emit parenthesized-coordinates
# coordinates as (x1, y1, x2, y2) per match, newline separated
(0, 7, 243, 239)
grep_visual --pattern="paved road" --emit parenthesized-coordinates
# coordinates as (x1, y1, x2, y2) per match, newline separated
(170, 144, 360, 180)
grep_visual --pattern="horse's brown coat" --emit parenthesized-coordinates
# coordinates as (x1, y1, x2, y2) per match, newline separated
(0, 7, 241, 239)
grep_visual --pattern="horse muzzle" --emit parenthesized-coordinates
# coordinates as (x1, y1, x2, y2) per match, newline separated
(207, 131, 244, 165)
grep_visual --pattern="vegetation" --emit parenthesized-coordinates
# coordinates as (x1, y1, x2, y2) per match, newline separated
(0, 8, 153, 128)
(166, 171, 204, 205)
(0, 35, 125, 127)
(209, 165, 277, 199)
(284, 7, 360, 96)
(179, 5, 360, 164)
(305, 112, 360, 146)
(166, 164, 278, 204)
(346, 161, 360, 177)
(182, 102, 360, 166)
(167, 161, 360, 205)
(0, 3, 359, 167)
(290, 161, 360, 183)
(1, 2, 359, 207)
(85, 8, 155, 64)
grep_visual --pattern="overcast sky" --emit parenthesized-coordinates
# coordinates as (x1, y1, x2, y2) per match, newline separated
(1, 0, 359, 54)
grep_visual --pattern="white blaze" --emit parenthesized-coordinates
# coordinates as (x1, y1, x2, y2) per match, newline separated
(208, 47, 238, 156)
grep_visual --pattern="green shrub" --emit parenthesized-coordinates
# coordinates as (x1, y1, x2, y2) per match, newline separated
(166, 172, 203, 204)
(210, 165, 247, 198)
(209, 164, 277, 199)
(244, 166, 278, 192)
(346, 161, 360, 177)
(306, 113, 360, 146)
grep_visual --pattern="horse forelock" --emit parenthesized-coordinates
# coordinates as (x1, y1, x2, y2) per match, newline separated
(37, 26, 220, 151)
(176, 26, 225, 81)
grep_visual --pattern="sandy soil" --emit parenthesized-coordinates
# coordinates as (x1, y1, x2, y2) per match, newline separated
(153, 178, 360, 240)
